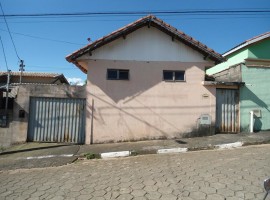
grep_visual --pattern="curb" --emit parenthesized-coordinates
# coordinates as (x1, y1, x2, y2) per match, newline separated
(157, 148, 188, 154)
(84, 141, 247, 159)
(214, 142, 243, 150)
(101, 151, 130, 159)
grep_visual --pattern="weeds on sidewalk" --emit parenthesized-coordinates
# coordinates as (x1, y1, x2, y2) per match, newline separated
(84, 152, 101, 159)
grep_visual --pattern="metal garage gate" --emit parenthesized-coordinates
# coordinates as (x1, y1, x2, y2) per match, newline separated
(28, 97, 86, 144)
(216, 89, 239, 133)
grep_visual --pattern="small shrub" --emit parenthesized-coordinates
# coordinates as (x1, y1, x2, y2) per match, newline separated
(130, 150, 138, 156)
(84, 152, 100, 159)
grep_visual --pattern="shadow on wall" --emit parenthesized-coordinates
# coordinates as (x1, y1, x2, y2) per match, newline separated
(241, 86, 269, 111)
(254, 116, 262, 132)
(241, 86, 270, 131)
(88, 91, 216, 142)
(88, 63, 197, 103)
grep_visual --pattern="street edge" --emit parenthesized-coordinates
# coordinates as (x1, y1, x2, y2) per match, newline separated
(93, 141, 245, 159)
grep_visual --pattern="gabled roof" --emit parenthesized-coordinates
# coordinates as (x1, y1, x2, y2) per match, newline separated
(223, 32, 270, 57)
(0, 71, 69, 84)
(66, 15, 225, 73)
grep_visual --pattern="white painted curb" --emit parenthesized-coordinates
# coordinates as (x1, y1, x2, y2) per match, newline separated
(214, 142, 243, 150)
(26, 154, 74, 160)
(101, 151, 131, 159)
(157, 148, 188, 154)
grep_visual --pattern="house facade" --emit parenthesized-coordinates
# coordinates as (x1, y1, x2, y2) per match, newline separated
(0, 72, 86, 148)
(207, 32, 270, 132)
(67, 15, 224, 144)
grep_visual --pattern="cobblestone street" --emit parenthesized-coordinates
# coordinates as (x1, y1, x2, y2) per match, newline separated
(1, 144, 270, 200)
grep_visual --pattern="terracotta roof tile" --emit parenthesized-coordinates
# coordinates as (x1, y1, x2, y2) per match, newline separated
(0, 71, 62, 78)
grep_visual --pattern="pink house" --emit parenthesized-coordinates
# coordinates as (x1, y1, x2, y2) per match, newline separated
(66, 15, 224, 144)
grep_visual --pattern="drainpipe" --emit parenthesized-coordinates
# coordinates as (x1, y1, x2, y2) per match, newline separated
(250, 110, 254, 133)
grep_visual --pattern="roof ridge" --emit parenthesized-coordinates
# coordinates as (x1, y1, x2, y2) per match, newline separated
(66, 15, 225, 73)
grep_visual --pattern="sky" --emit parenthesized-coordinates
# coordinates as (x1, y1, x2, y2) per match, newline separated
(0, 0, 269, 85)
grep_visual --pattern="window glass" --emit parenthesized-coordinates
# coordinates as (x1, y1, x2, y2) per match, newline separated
(107, 69, 118, 80)
(119, 70, 129, 80)
(175, 71, 185, 81)
(163, 71, 173, 81)
(107, 69, 129, 80)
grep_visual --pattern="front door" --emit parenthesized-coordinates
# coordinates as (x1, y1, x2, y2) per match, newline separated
(216, 89, 239, 133)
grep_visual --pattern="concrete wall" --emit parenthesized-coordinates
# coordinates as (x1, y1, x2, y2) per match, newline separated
(0, 85, 85, 148)
(240, 65, 270, 131)
(207, 49, 248, 75)
(85, 60, 216, 144)
(212, 64, 242, 82)
(248, 38, 270, 59)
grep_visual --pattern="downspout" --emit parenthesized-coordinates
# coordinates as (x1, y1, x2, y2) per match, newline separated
(250, 110, 254, 133)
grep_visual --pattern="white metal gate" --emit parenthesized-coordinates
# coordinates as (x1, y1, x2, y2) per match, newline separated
(28, 97, 86, 143)
(216, 89, 239, 133)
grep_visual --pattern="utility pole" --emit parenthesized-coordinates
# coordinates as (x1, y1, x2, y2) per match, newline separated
(19, 60, 25, 84)
(5, 69, 11, 114)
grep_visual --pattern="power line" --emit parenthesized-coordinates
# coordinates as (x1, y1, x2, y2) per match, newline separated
(0, 28, 84, 45)
(0, 14, 269, 24)
(0, 1, 21, 61)
(1, 9, 270, 18)
(0, 35, 8, 71)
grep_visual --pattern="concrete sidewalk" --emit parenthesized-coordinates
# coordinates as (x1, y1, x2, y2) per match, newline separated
(77, 131, 270, 156)
(1, 131, 270, 170)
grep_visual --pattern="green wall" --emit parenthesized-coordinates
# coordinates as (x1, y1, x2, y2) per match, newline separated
(206, 49, 248, 75)
(240, 65, 270, 131)
(248, 39, 270, 59)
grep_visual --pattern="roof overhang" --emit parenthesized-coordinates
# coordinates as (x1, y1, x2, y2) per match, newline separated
(223, 32, 270, 57)
(66, 15, 225, 74)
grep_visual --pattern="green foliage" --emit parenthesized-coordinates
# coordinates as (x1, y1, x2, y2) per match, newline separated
(84, 152, 100, 159)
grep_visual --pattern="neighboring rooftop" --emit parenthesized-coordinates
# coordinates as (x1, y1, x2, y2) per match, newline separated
(223, 31, 270, 57)
(0, 71, 69, 85)
(66, 15, 225, 73)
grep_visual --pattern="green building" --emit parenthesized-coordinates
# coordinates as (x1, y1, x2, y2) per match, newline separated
(207, 32, 270, 132)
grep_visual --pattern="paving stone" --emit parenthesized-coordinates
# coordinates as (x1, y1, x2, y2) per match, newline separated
(217, 188, 235, 197)
(119, 187, 132, 194)
(145, 191, 162, 199)
(206, 194, 226, 200)
(199, 186, 216, 194)
(116, 193, 133, 200)
(131, 183, 145, 190)
(1, 145, 270, 200)
(144, 185, 158, 192)
(189, 191, 207, 199)
(92, 189, 107, 197)
(77, 194, 92, 200)
(143, 179, 156, 186)
(158, 186, 173, 194)
(131, 189, 146, 197)
(133, 197, 148, 200)
(160, 194, 177, 200)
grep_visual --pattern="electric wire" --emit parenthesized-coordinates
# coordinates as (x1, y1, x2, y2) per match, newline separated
(1, 9, 270, 18)
(0, 35, 9, 71)
(0, 1, 21, 61)
(0, 28, 84, 45)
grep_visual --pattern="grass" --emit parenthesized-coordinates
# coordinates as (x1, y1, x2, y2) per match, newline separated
(84, 152, 101, 159)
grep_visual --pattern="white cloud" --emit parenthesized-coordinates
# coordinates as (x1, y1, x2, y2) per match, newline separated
(67, 77, 85, 86)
